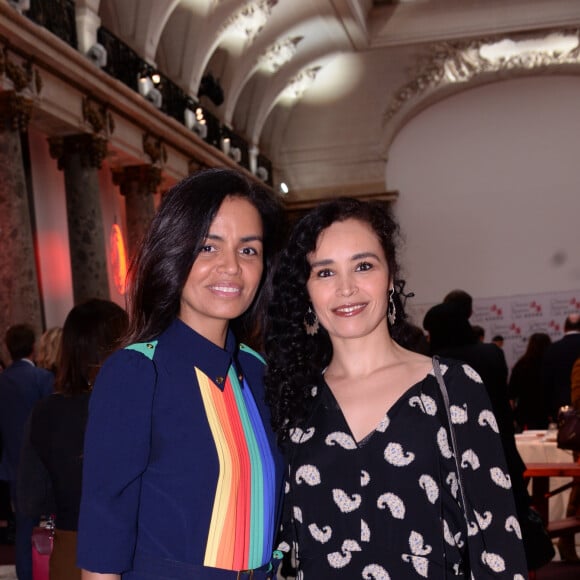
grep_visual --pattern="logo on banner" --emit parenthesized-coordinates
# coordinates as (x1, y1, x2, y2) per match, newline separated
(550, 296, 580, 317)
(508, 322, 522, 336)
(475, 303, 505, 322)
(511, 300, 543, 319)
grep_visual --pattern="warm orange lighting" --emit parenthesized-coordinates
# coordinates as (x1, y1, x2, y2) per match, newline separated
(109, 224, 128, 295)
(36, 232, 72, 297)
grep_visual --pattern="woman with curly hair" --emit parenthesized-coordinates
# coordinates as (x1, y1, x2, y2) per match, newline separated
(265, 198, 527, 579)
(77, 168, 286, 580)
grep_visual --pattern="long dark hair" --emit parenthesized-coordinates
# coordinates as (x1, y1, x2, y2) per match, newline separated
(125, 168, 286, 347)
(264, 197, 405, 441)
(55, 299, 128, 396)
(520, 332, 551, 363)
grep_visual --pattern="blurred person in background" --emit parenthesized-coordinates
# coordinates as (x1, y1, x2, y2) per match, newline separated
(36, 327, 63, 376)
(558, 355, 580, 562)
(542, 313, 580, 422)
(20, 299, 128, 580)
(0, 324, 53, 580)
(508, 333, 551, 431)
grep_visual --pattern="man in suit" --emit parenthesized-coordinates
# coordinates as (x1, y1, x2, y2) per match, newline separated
(0, 324, 54, 580)
(423, 302, 538, 566)
(542, 313, 580, 560)
(542, 313, 580, 422)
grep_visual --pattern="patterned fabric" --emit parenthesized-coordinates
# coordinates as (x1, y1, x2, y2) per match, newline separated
(197, 366, 277, 570)
(77, 319, 283, 577)
(277, 361, 528, 579)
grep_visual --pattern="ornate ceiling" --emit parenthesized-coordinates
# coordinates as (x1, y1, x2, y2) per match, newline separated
(9, 0, 580, 205)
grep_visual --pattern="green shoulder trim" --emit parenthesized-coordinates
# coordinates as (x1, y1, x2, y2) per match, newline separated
(239, 343, 266, 365)
(125, 340, 158, 360)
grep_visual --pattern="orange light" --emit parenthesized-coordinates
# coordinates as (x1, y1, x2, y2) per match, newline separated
(109, 224, 128, 295)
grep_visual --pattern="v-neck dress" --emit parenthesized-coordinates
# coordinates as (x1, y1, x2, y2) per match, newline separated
(277, 360, 528, 579)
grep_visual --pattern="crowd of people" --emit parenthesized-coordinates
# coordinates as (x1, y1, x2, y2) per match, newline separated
(0, 167, 577, 579)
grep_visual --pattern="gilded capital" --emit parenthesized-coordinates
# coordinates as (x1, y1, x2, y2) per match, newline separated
(142, 133, 167, 166)
(48, 134, 109, 170)
(112, 164, 162, 195)
(0, 92, 33, 132)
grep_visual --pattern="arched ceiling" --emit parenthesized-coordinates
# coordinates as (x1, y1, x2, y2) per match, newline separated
(95, 0, 580, 202)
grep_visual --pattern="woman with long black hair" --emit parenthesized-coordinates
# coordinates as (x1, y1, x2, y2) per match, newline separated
(77, 168, 286, 580)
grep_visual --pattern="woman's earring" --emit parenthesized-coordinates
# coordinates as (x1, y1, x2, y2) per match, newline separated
(387, 288, 396, 326)
(304, 306, 320, 336)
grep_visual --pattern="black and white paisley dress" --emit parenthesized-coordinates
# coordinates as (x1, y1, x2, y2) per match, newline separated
(277, 360, 528, 579)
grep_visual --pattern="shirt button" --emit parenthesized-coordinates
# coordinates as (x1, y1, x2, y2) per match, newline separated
(216, 376, 224, 385)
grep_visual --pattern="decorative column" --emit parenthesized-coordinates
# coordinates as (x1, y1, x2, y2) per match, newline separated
(0, 91, 44, 342)
(112, 164, 160, 258)
(48, 133, 110, 304)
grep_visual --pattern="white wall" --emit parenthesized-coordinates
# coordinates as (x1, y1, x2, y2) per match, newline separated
(387, 76, 580, 313)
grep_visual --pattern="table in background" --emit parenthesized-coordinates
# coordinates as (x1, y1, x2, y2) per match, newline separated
(515, 431, 576, 521)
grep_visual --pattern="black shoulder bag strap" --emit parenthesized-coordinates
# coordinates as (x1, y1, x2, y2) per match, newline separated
(432, 356, 470, 530)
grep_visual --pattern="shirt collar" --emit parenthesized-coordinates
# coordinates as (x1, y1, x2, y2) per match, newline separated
(162, 318, 240, 391)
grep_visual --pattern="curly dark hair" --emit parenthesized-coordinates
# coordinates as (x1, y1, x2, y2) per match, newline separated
(125, 167, 286, 348)
(264, 197, 406, 442)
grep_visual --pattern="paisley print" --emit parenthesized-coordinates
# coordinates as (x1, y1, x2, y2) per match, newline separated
(290, 426, 316, 443)
(419, 474, 439, 504)
(408, 530, 432, 556)
(450, 403, 468, 424)
(362, 563, 390, 579)
(277, 360, 527, 578)
(295, 464, 321, 486)
(360, 470, 371, 486)
(481, 551, 506, 572)
(443, 519, 464, 548)
(333, 488, 362, 513)
(505, 515, 522, 539)
(361, 519, 371, 542)
(490, 467, 512, 489)
(462, 364, 483, 383)
(401, 554, 429, 577)
(384, 442, 415, 466)
(308, 522, 332, 543)
(377, 492, 405, 519)
(376, 415, 390, 432)
(327, 539, 361, 568)
(325, 431, 357, 450)
(474, 509, 492, 530)
(478, 409, 499, 433)
(409, 393, 437, 415)
(446, 471, 459, 499)
(437, 427, 453, 459)
(460, 449, 480, 470)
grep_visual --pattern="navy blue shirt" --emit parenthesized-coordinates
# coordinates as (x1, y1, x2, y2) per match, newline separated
(77, 319, 284, 576)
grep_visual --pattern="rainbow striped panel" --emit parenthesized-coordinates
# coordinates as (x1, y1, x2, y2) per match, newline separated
(196, 367, 276, 571)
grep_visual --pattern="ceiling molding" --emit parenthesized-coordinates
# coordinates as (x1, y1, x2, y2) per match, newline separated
(370, 0, 580, 48)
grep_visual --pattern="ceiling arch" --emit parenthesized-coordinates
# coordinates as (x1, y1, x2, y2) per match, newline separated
(380, 31, 580, 155)
(84, 0, 580, 200)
